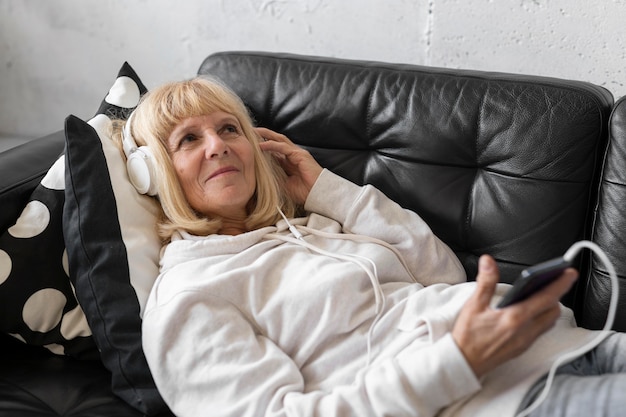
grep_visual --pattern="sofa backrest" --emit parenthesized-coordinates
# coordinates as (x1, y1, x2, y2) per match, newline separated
(581, 96, 626, 330)
(199, 51, 613, 288)
(1, 52, 617, 330)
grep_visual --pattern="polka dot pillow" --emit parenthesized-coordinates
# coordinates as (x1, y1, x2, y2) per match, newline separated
(0, 61, 168, 414)
(0, 154, 95, 358)
(0, 62, 154, 365)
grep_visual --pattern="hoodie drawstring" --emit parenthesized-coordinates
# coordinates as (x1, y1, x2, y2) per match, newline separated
(265, 207, 417, 365)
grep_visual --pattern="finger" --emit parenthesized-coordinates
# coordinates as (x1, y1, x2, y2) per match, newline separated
(259, 140, 307, 168)
(514, 303, 562, 344)
(534, 304, 562, 330)
(546, 268, 578, 297)
(472, 255, 500, 308)
(254, 127, 274, 138)
(516, 268, 578, 313)
(255, 127, 292, 144)
(258, 139, 296, 157)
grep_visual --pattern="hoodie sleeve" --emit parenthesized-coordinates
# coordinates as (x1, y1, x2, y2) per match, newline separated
(304, 169, 466, 286)
(142, 289, 480, 417)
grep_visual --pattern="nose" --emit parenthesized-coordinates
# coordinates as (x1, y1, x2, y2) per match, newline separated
(203, 133, 229, 159)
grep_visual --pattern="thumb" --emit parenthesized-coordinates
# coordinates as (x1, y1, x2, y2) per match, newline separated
(472, 255, 500, 308)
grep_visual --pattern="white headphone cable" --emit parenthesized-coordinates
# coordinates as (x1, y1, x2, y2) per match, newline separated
(271, 207, 396, 364)
(515, 240, 618, 417)
(275, 213, 619, 412)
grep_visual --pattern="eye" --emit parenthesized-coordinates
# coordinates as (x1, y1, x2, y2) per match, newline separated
(177, 133, 197, 149)
(182, 133, 196, 143)
(220, 123, 241, 138)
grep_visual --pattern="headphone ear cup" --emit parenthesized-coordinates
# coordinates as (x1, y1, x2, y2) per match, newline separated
(126, 145, 158, 196)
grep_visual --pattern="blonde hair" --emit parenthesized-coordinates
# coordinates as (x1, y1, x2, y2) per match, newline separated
(118, 76, 299, 242)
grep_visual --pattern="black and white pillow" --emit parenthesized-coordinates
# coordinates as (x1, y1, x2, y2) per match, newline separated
(0, 153, 96, 359)
(0, 61, 169, 414)
(63, 64, 170, 415)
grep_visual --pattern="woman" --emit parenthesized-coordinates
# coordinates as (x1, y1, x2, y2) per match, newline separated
(124, 77, 624, 417)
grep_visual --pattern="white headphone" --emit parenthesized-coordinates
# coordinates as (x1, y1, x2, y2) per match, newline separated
(121, 112, 158, 196)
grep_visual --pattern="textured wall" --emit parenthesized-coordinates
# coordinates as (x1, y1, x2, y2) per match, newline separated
(1, 0, 625, 139)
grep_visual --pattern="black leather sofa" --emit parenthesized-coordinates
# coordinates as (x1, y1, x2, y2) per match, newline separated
(1, 51, 625, 416)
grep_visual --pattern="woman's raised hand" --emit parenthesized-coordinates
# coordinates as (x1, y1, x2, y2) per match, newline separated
(256, 127, 323, 205)
(452, 255, 578, 378)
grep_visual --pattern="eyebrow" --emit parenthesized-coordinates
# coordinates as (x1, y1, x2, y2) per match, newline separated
(217, 115, 241, 126)
(179, 114, 241, 131)
(167, 114, 242, 146)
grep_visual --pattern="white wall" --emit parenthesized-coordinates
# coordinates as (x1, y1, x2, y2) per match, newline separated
(2, 0, 626, 140)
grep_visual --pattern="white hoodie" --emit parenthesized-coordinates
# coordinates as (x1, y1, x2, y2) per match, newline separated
(142, 169, 600, 417)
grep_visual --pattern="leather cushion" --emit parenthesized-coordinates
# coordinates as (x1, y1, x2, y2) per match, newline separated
(199, 51, 613, 284)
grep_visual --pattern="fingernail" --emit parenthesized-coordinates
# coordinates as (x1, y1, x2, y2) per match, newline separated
(479, 255, 494, 272)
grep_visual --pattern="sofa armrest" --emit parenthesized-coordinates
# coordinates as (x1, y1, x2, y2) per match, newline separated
(581, 96, 626, 330)
(0, 130, 65, 232)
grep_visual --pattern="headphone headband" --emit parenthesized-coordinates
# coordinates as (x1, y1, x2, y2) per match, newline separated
(122, 112, 138, 158)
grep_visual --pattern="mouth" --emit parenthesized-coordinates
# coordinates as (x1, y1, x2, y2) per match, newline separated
(207, 166, 239, 180)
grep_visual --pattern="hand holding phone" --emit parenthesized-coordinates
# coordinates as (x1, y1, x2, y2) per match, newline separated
(496, 257, 572, 308)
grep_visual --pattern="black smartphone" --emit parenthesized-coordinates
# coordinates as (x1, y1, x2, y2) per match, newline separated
(496, 256, 572, 308)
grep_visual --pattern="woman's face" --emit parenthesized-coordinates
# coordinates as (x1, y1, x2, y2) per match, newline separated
(166, 112, 256, 220)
